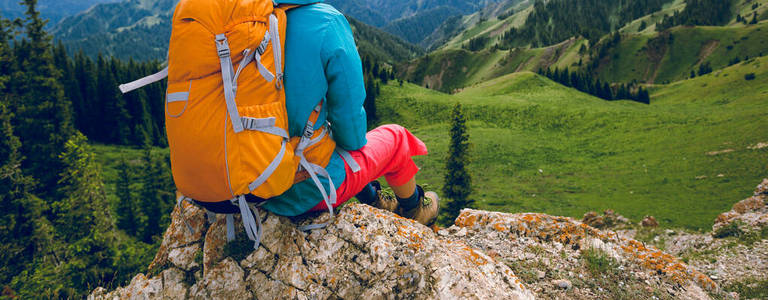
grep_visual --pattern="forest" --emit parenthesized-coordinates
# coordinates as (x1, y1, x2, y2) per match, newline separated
(0, 1, 396, 297)
(499, 0, 669, 47)
(1, 2, 175, 297)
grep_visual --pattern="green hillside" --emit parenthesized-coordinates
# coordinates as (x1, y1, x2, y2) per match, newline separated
(597, 22, 768, 84)
(380, 58, 768, 230)
(401, 37, 586, 93)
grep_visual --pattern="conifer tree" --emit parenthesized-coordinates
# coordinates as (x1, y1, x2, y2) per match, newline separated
(73, 51, 98, 136)
(13, 0, 75, 197)
(96, 54, 130, 144)
(116, 157, 141, 237)
(138, 146, 173, 243)
(0, 103, 52, 287)
(364, 73, 377, 129)
(52, 132, 117, 296)
(440, 103, 473, 225)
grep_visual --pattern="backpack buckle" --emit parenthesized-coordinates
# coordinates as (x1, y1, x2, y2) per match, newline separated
(215, 34, 231, 58)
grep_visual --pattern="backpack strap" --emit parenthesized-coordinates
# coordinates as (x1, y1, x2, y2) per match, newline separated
(295, 101, 339, 231)
(336, 147, 361, 173)
(119, 66, 168, 94)
(215, 34, 246, 133)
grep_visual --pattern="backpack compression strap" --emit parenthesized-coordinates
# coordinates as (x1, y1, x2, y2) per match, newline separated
(119, 67, 168, 94)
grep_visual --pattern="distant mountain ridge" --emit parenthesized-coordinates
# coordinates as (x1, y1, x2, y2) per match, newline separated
(326, 0, 503, 46)
(0, 0, 119, 27)
(402, 0, 768, 92)
(52, 0, 422, 63)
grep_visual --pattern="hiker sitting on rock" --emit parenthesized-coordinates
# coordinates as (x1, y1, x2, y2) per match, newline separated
(267, 0, 440, 225)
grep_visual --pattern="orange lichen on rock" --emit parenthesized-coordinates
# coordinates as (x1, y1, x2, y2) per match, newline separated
(455, 209, 719, 292)
(462, 246, 488, 266)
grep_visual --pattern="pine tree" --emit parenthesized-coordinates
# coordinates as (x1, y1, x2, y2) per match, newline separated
(138, 146, 173, 243)
(52, 132, 117, 296)
(440, 103, 473, 225)
(0, 103, 52, 287)
(73, 51, 98, 137)
(115, 157, 141, 237)
(54, 133, 112, 240)
(54, 42, 84, 133)
(96, 54, 130, 144)
(363, 73, 377, 129)
(13, 0, 75, 198)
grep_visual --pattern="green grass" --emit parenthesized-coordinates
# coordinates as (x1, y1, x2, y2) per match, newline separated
(381, 59, 768, 230)
(91, 58, 767, 231)
(600, 22, 768, 84)
(92, 144, 169, 211)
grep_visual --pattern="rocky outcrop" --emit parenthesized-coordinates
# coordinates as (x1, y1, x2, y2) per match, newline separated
(713, 178, 768, 233)
(91, 203, 535, 299)
(581, 209, 630, 229)
(90, 197, 728, 299)
(446, 210, 715, 299)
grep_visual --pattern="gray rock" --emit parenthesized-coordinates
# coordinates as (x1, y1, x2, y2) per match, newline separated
(553, 279, 572, 290)
(92, 204, 534, 299)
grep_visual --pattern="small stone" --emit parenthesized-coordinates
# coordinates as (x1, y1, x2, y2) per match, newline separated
(642, 216, 659, 227)
(553, 279, 572, 290)
(536, 271, 546, 279)
(455, 227, 468, 237)
(438, 229, 449, 236)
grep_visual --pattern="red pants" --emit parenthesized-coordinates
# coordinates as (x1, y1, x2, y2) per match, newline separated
(308, 124, 428, 212)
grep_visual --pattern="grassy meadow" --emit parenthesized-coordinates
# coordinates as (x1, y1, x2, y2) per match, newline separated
(91, 57, 767, 231)
(380, 57, 768, 230)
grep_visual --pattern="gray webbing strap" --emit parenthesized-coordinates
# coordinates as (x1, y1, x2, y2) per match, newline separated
(206, 211, 217, 223)
(296, 155, 337, 231)
(254, 32, 275, 82)
(307, 127, 327, 146)
(176, 195, 195, 234)
(254, 52, 275, 82)
(166, 92, 189, 103)
(225, 214, 236, 242)
(119, 66, 168, 94)
(233, 195, 262, 249)
(242, 117, 275, 129)
(252, 126, 289, 138)
(256, 32, 270, 55)
(336, 148, 361, 173)
(215, 34, 245, 133)
(268, 14, 283, 90)
(232, 48, 254, 95)
(241, 117, 289, 138)
(248, 139, 288, 191)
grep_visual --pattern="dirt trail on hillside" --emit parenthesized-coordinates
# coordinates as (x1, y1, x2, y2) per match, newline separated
(696, 40, 720, 65)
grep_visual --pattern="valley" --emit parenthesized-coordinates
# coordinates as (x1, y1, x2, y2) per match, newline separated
(380, 58, 767, 230)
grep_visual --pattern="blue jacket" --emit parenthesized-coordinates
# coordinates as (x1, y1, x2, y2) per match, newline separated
(263, 0, 368, 216)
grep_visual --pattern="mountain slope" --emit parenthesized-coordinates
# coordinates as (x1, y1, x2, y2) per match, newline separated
(53, 0, 422, 63)
(52, 0, 177, 61)
(326, 0, 502, 46)
(385, 57, 768, 229)
(0, 0, 119, 27)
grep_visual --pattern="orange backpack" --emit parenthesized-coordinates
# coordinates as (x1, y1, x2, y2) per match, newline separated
(120, 0, 346, 248)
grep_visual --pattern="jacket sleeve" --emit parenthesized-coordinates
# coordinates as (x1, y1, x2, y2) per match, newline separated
(321, 14, 367, 151)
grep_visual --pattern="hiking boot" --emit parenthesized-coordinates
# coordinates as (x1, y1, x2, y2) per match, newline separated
(370, 181, 399, 213)
(397, 185, 439, 226)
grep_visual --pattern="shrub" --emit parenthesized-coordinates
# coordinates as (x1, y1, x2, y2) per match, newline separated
(744, 73, 756, 80)
(713, 221, 742, 238)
